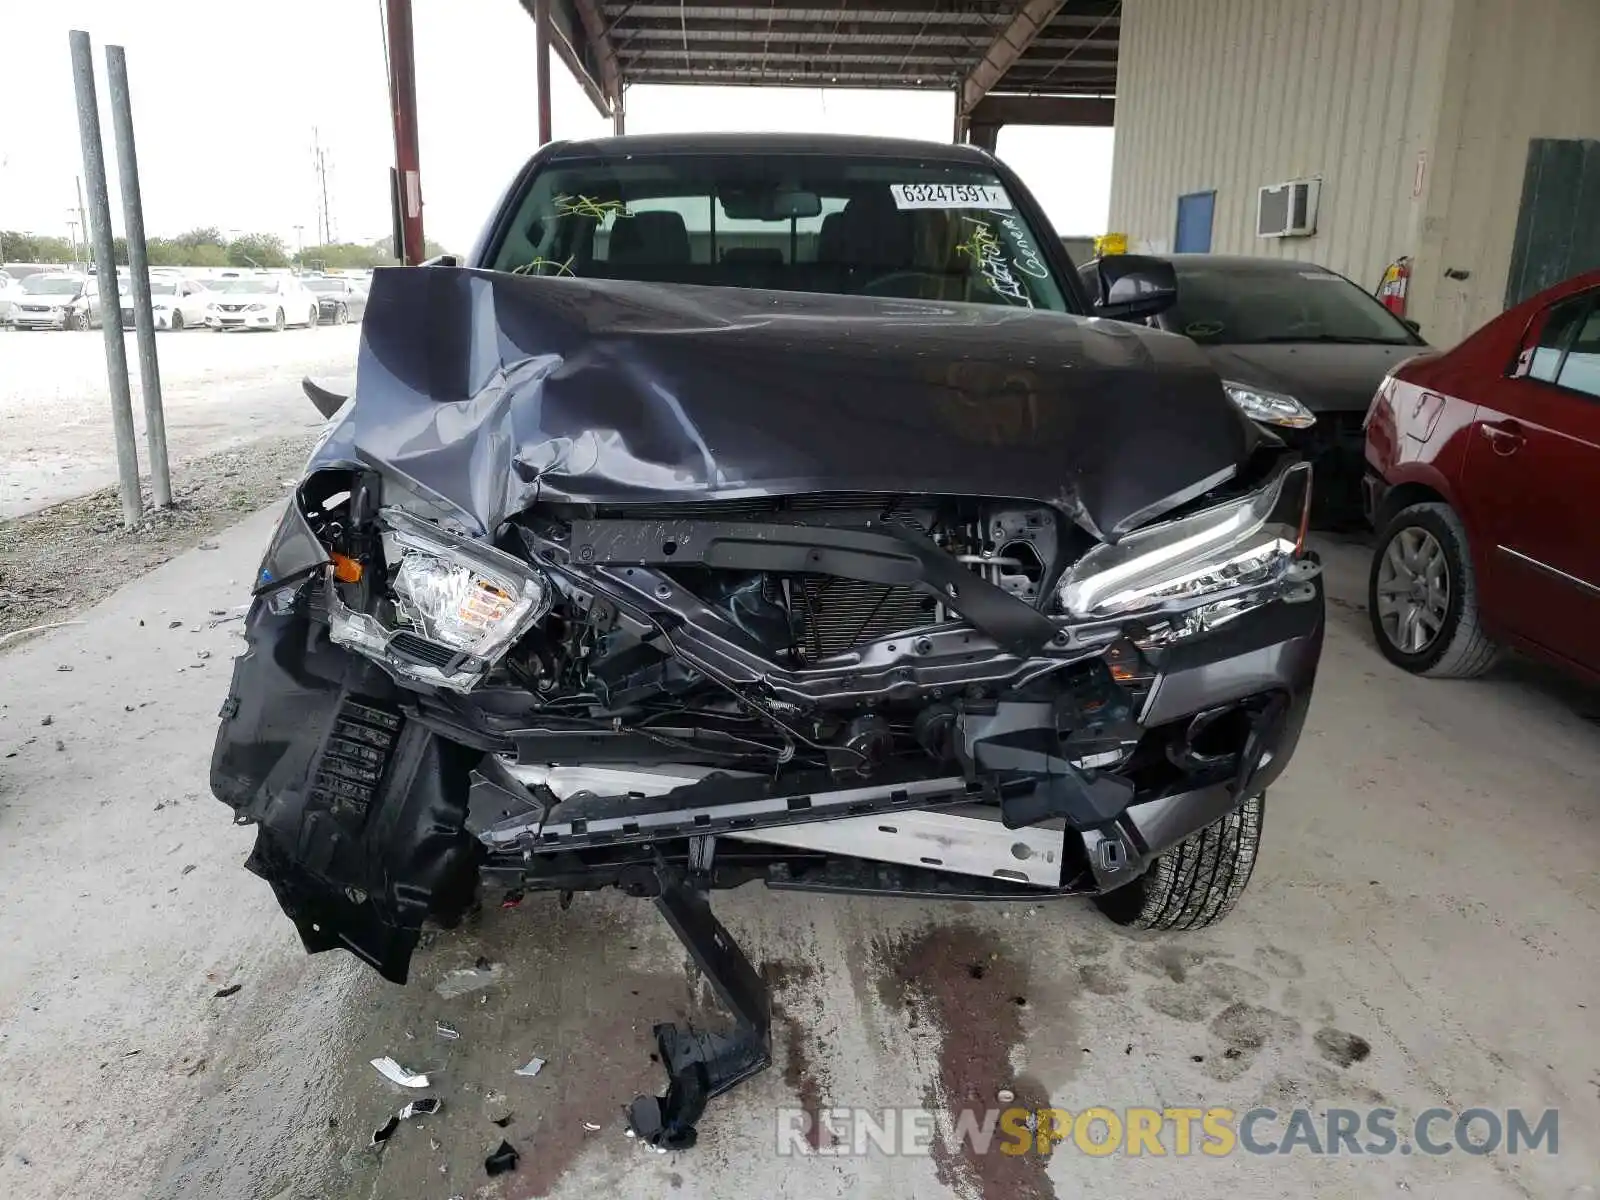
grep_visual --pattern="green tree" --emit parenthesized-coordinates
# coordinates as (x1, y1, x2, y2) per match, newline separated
(226, 233, 289, 268)
(173, 226, 225, 251)
(1, 232, 75, 263)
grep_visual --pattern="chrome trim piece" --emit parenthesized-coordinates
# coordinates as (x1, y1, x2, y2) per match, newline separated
(1496, 545, 1600, 599)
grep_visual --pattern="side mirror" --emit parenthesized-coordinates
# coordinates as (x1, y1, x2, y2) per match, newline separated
(1090, 254, 1179, 321)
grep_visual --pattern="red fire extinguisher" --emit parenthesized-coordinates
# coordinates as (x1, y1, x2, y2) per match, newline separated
(1377, 255, 1411, 317)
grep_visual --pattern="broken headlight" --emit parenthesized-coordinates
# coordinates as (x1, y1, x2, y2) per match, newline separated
(327, 507, 552, 691)
(1056, 461, 1311, 621)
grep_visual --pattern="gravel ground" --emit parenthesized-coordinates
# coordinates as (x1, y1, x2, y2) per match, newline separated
(0, 324, 356, 518)
(0, 434, 314, 643)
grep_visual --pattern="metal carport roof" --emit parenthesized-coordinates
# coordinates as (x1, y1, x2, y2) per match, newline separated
(380, 1, 1118, 264)
(525, 0, 1120, 141)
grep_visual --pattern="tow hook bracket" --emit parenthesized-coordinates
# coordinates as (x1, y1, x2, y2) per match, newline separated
(626, 865, 771, 1150)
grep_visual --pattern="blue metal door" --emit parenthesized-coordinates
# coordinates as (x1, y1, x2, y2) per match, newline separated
(1175, 191, 1216, 253)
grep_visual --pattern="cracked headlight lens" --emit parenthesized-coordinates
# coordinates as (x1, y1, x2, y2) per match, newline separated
(1223, 381, 1316, 429)
(383, 509, 551, 660)
(1057, 461, 1311, 620)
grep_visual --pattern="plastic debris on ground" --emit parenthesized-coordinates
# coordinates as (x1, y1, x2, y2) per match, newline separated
(435, 1021, 460, 1040)
(513, 1057, 545, 1078)
(370, 1056, 430, 1088)
(583, 1121, 601, 1131)
(371, 1097, 440, 1145)
(484, 1140, 519, 1176)
(435, 958, 504, 999)
(213, 984, 242, 999)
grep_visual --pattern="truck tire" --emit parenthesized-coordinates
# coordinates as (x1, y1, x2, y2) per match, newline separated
(1369, 501, 1500, 678)
(1094, 793, 1263, 931)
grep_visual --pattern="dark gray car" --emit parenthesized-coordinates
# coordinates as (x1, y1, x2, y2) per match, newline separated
(1082, 254, 1427, 526)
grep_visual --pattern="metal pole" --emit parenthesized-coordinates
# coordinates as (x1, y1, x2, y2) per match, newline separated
(106, 44, 169, 508)
(612, 84, 625, 136)
(383, 0, 424, 264)
(75, 176, 88, 265)
(535, 0, 553, 146)
(69, 29, 141, 526)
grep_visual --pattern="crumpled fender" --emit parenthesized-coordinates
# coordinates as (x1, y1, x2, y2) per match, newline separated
(211, 598, 482, 982)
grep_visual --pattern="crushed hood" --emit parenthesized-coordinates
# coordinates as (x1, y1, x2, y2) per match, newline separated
(328, 267, 1261, 542)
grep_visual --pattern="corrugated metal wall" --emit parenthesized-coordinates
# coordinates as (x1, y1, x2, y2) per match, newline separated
(1409, 0, 1600, 346)
(1108, 0, 1600, 344)
(1109, 0, 1454, 293)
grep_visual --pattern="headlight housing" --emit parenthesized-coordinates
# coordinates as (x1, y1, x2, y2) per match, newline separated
(327, 507, 552, 691)
(1057, 461, 1312, 622)
(1223, 381, 1316, 429)
(246, 303, 267, 312)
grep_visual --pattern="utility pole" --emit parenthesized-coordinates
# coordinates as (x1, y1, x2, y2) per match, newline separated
(66, 212, 80, 263)
(69, 29, 141, 527)
(293, 223, 304, 256)
(311, 127, 332, 246)
(107, 43, 171, 508)
(75, 176, 88, 265)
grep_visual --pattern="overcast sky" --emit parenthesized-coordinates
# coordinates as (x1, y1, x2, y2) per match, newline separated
(2, 1, 1114, 255)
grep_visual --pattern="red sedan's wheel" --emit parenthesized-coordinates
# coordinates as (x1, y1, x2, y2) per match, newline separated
(1369, 502, 1500, 678)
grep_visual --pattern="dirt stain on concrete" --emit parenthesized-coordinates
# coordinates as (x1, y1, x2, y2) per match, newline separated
(1077, 962, 1128, 996)
(1122, 941, 1217, 984)
(763, 959, 829, 1150)
(1313, 1027, 1373, 1068)
(1143, 982, 1214, 1023)
(873, 925, 1057, 1200)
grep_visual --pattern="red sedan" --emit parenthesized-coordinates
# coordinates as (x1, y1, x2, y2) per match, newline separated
(1363, 269, 1600, 683)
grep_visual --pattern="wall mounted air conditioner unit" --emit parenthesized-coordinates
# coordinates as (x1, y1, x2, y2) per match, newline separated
(1257, 178, 1321, 238)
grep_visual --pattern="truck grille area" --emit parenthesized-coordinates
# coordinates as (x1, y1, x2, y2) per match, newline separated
(796, 578, 939, 660)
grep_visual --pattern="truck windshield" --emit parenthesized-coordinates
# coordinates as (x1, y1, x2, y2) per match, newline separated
(490, 153, 1069, 311)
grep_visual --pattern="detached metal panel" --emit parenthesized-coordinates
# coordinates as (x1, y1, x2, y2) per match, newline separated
(1505, 139, 1600, 308)
(1109, 0, 1451, 293)
(1417, 0, 1600, 345)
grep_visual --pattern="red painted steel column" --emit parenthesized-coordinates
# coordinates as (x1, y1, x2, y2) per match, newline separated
(385, 0, 425, 264)
(535, 0, 553, 146)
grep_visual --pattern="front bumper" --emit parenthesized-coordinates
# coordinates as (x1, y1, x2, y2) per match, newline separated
(206, 310, 275, 329)
(1280, 413, 1366, 527)
(211, 555, 1323, 981)
(11, 308, 70, 328)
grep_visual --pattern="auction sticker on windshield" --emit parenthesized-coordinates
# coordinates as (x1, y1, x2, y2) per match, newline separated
(890, 183, 1013, 210)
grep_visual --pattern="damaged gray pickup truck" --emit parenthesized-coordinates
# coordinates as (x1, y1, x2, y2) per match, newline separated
(212, 134, 1324, 1147)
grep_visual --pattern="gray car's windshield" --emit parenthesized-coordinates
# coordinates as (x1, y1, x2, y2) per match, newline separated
(21, 275, 83, 296)
(492, 153, 1069, 311)
(1166, 263, 1419, 345)
(304, 279, 345, 293)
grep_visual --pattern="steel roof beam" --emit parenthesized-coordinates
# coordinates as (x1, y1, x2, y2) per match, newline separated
(959, 0, 1064, 116)
(604, 0, 1118, 17)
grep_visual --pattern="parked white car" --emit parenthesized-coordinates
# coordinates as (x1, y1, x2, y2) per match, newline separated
(119, 277, 213, 331)
(0, 270, 20, 325)
(9, 273, 95, 330)
(204, 275, 320, 331)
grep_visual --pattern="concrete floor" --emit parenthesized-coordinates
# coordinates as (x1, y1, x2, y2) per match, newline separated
(0, 515, 1596, 1200)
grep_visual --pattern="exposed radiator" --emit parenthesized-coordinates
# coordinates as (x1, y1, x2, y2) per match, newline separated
(796, 577, 938, 660)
